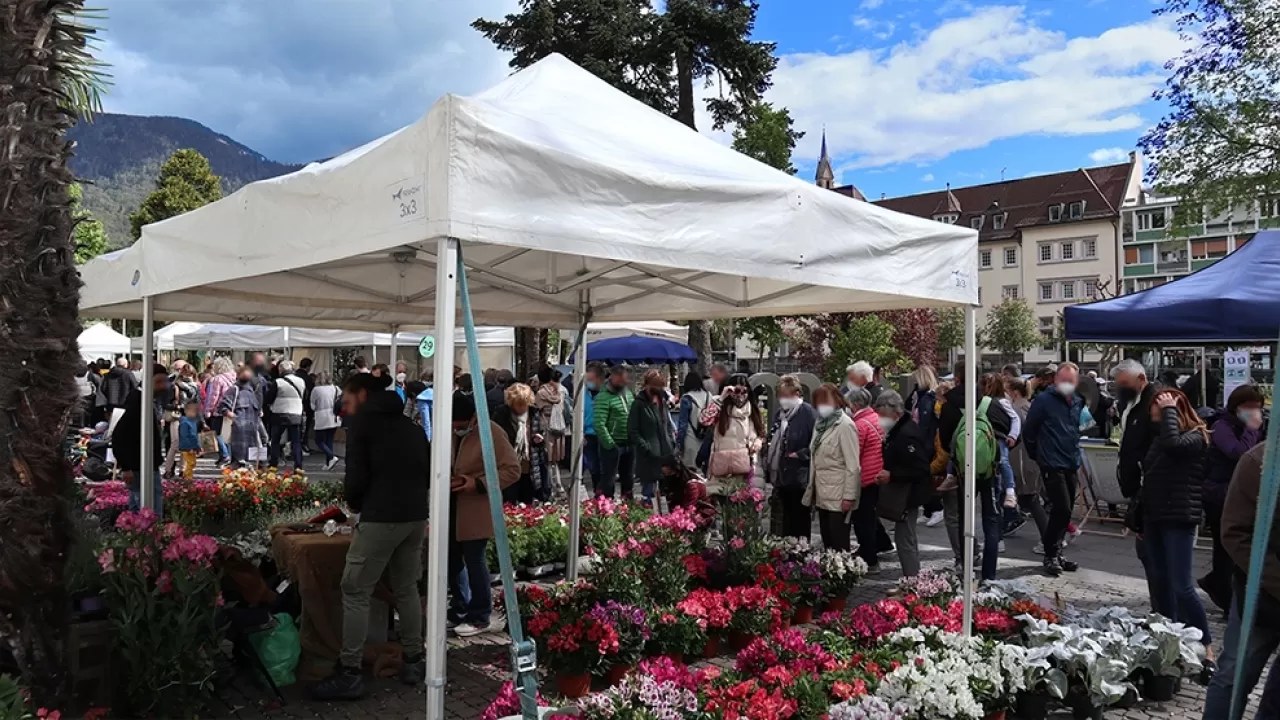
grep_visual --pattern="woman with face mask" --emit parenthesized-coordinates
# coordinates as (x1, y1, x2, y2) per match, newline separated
(802, 383, 860, 551)
(872, 389, 934, 579)
(218, 369, 265, 468)
(628, 369, 676, 507)
(766, 375, 817, 539)
(845, 385, 887, 571)
(1200, 384, 1267, 611)
(706, 375, 765, 497)
(491, 383, 548, 504)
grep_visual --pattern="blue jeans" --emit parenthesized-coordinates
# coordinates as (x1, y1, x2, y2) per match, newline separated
(127, 469, 164, 519)
(1204, 603, 1280, 719)
(997, 442, 1015, 495)
(207, 415, 230, 460)
(448, 538, 491, 625)
(595, 445, 633, 500)
(954, 481, 1001, 581)
(314, 428, 336, 463)
(268, 419, 303, 469)
(1145, 520, 1213, 644)
(584, 434, 598, 476)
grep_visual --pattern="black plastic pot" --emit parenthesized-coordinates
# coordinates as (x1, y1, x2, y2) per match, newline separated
(1067, 691, 1102, 720)
(1014, 690, 1050, 720)
(1143, 673, 1179, 701)
(1113, 687, 1139, 709)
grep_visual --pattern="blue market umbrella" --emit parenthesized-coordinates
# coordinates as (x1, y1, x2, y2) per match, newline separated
(571, 334, 697, 365)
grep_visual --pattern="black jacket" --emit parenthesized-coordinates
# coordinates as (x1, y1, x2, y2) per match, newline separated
(628, 388, 676, 486)
(112, 388, 162, 478)
(1117, 383, 1158, 499)
(101, 366, 138, 408)
(878, 416, 934, 521)
(939, 384, 1011, 450)
(766, 403, 817, 490)
(1140, 406, 1208, 526)
(344, 390, 430, 522)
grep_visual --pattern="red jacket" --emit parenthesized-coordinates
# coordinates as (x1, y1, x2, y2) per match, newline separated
(851, 408, 885, 487)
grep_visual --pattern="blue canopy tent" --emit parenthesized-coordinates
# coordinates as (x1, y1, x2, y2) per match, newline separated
(570, 334, 697, 365)
(1064, 232, 1280, 343)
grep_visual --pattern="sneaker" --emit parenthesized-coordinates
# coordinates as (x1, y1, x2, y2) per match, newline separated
(401, 654, 426, 685)
(1042, 557, 1063, 577)
(998, 540, 1006, 553)
(937, 475, 958, 492)
(1059, 557, 1079, 572)
(1068, 525, 1082, 539)
(1032, 542, 1045, 555)
(310, 666, 364, 700)
(455, 616, 506, 637)
(925, 511, 945, 527)
(324, 457, 340, 471)
(1003, 517, 1026, 536)
(866, 563, 882, 575)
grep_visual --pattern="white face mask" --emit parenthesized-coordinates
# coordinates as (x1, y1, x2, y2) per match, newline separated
(878, 415, 896, 432)
(778, 397, 800, 411)
(395, 372, 407, 384)
(1057, 382, 1077, 397)
(816, 404, 836, 419)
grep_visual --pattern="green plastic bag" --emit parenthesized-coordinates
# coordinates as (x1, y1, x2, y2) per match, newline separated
(248, 613, 301, 687)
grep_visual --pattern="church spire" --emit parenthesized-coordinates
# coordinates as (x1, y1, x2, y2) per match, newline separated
(815, 127, 835, 190)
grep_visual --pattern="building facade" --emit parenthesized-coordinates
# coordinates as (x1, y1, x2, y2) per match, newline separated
(831, 154, 1143, 367)
(1120, 192, 1270, 293)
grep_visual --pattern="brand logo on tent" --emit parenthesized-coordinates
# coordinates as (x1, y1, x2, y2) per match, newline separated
(388, 176, 424, 223)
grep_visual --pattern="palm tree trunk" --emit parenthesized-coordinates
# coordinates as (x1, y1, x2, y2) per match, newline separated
(0, 0, 90, 704)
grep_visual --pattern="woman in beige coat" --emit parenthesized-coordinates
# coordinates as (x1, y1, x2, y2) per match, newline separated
(803, 383, 861, 551)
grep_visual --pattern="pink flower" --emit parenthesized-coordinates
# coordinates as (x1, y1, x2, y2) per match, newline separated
(96, 549, 115, 573)
(156, 570, 173, 594)
(729, 537, 746, 550)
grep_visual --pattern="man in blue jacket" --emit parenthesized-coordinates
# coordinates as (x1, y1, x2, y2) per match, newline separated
(1022, 361, 1084, 577)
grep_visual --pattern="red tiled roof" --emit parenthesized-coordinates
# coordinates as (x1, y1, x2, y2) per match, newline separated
(844, 162, 1133, 242)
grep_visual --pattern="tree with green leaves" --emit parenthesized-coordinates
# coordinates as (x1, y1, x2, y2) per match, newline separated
(70, 183, 109, 264)
(1, 0, 108, 704)
(731, 102, 803, 174)
(825, 314, 909, 383)
(474, 0, 777, 373)
(982, 298, 1040, 359)
(736, 316, 786, 368)
(1140, 0, 1280, 218)
(128, 148, 222, 240)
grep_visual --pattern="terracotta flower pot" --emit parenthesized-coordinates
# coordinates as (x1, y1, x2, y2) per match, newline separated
(728, 631, 757, 652)
(699, 635, 722, 658)
(556, 672, 592, 698)
(822, 595, 848, 614)
(792, 605, 814, 625)
(605, 664, 633, 687)
(983, 711, 1005, 720)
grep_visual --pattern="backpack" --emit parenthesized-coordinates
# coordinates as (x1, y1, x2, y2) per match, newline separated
(953, 396, 998, 479)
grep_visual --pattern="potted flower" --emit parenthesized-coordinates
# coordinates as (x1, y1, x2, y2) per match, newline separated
(817, 549, 867, 612)
(724, 585, 783, 651)
(1012, 646, 1067, 720)
(828, 695, 909, 720)
(577, 657, 702, 720)
(645, 608, 705, 664)
(676, 588, 732, 657)
(588, 601, 650, 686)
(780, 558, 824, 624)
(1140, 621, 1205, 701)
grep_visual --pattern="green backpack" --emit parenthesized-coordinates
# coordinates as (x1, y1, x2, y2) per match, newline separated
(953, 396, 998, 479)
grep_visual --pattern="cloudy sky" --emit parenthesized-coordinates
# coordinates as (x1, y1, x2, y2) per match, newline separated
(95, 0, 1183, 199)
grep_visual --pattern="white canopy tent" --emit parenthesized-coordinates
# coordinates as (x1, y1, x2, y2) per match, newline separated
(167, 323, 514, 351)
(574, 320, 688, 343)
(131, 321, 203, 352)
(79, 53, 979, 717)
(77, 323, 131, 362)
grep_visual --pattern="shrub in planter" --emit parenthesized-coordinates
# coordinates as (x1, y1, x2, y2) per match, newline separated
(588, 601, 650, 675)
(98, 510, 222, 717)
(644, 608, 705, 660)
(725, 585, 783, 648)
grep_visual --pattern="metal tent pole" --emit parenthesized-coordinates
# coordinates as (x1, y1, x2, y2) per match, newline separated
(962, 305, 977, 636)
(390, 324, 400, 372)
(1200, 346, 1208, 405)
(424, 238, 458, 720)
(566, 295, 590, 580)
(140, 296, 156, 511)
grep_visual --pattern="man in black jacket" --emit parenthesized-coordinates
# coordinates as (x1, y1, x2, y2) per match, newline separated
(112, 363, 168, 516)
(1112, 358, 1160, 609)
(311, 373, 431, 700)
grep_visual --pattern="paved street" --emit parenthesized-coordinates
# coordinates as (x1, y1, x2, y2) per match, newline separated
(217, 501, 1251, 720)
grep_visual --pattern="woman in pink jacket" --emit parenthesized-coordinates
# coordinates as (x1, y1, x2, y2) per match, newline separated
(846, 385, 888, 572)
(202, 356, 237, 465)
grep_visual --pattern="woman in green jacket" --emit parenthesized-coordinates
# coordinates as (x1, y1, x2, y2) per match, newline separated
(629, 369, 675, 507)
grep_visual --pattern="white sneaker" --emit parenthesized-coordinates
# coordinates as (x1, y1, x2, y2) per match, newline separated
(455, 616, 506, 638)
(1032, 543, 1045, 555)
(324, 457, 340, 471)
(998, 540, 1006, 553)
(926, 511, 944, 527)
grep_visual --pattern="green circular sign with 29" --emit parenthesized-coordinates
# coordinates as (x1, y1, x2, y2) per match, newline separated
(418, 335, 436, 358)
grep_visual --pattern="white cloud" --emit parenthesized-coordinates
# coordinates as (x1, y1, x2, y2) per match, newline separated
(860, 0, 884, 8)
(1088, 147, 1130, 164)
(770, 5, 1185, 170)
(921, 173, 935, 182)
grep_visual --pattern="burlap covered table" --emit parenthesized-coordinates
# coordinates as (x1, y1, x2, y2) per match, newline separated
(270, 526, 404, 682)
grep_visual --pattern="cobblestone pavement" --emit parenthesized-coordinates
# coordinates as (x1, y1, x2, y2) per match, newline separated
(217, 492, 1244, 719)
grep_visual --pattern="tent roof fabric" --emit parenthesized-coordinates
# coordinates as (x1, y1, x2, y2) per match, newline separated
(170, 323, 514, 350)
(79, 54, 976, 329)
(78, 323, 131, 356)
(1064, 233, 1280, 343)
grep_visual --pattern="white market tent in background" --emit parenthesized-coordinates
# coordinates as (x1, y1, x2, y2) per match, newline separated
(130, 321, 203, 352)
(576, 320, 688, 342)
(77, 323, 131, 362)
(78, 53, 979, 717)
